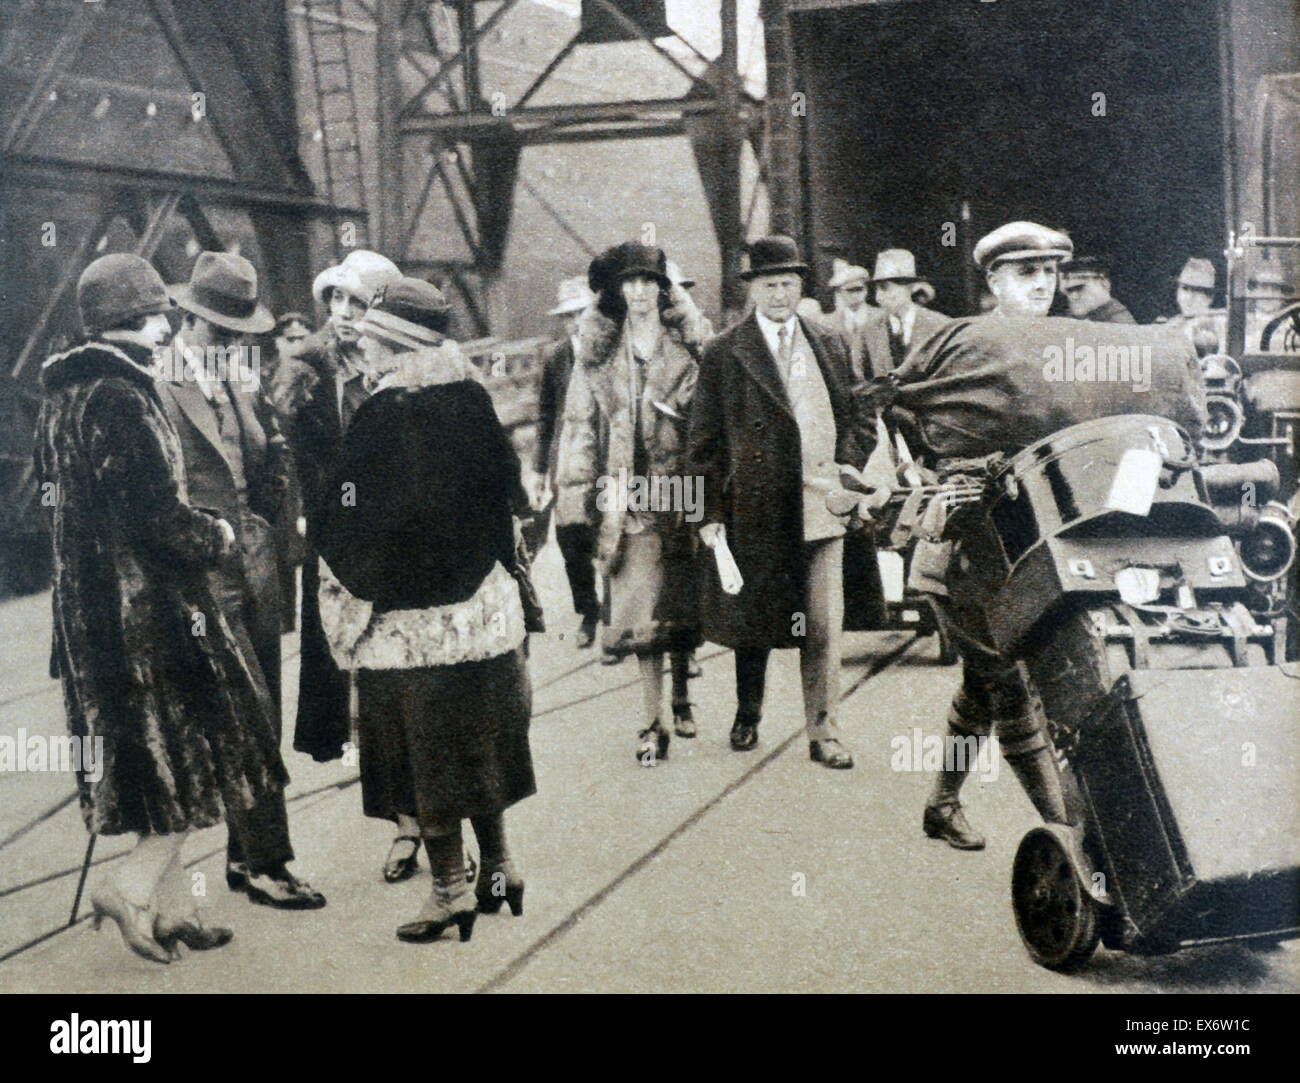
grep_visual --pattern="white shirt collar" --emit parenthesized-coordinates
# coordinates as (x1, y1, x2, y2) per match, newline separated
(755, 309, 797, 357)
(889, 305, 917, 344)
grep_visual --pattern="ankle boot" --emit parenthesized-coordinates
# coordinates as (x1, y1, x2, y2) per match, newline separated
(1004, 747, 1071, 825)
(397, 872, 476, 943)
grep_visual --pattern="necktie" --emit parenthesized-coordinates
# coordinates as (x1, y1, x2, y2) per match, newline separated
(888, 318, 906, 368)
(776, 323, 792, 381)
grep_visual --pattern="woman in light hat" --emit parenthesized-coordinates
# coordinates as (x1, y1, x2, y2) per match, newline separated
(314, 277, 536, 943)
(35, 254, 287, 964)
(556, 242, 710, 763)
(271, 249, 402, 765)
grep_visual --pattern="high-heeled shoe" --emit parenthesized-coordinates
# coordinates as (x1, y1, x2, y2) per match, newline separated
(383, 836, 421, 883)
(396, 886, 478, 943)
(672, 701, 696, 739)
(636, 719, 670, 765)
(476, 862, 525, 917)
(90, 885, 172, 965)
(154, 912, 234, 955)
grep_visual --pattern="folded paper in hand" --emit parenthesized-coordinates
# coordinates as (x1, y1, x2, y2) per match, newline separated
(709, 534, 744, 595)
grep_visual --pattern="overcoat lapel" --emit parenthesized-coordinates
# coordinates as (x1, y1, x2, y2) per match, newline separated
(168, 380, 227, 460)
(734, 313, 794, 420)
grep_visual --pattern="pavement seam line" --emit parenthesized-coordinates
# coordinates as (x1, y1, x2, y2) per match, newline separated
(474, 634, 919, 994)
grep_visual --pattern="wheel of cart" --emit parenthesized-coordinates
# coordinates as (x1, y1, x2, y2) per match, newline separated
(1011, 824, 1101, 972)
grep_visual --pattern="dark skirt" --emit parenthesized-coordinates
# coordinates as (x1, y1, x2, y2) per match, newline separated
(356, 647, 535, 835)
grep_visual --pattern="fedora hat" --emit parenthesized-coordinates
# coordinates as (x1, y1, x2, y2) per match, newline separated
(169, 251, 273, 334)
(666, 260, 695, 290)
(826, 258, 869, 290)
(974, 221, 1073, 272)
(548, 275, 595, 315)
(741, 235, 808, 280)
(1175, 257, 1216, 293)
(312, 249, 401, 306)
(873, 248, 935, 304)
(77, 253, 173, 335)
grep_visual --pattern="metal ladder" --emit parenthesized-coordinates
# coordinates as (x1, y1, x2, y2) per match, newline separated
(299, 0, 370, 257)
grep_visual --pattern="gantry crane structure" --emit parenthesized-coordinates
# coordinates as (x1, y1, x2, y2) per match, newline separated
(311, 0, 767, 334)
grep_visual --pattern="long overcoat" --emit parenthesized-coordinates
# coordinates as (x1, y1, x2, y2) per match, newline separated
(35, 340, 286, 836)
(270, 329, 354, 761)
(687, 313, 874, 650)
(555, 299, 708, 571)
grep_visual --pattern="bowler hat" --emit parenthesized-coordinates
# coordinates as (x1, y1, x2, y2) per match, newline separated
(169, 251, 274, 334)
(312, 249, 401, 306)
(1175, 257, 1216, 293)
(77, 253, 173, 335)
(741, 235, 808, 280)
(973, 221, 1073, 272)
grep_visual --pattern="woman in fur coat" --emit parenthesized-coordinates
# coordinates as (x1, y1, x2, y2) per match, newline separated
(35, 254, 287, 964)
(314, 278, 535, 944)
(556, 242, 711, 764)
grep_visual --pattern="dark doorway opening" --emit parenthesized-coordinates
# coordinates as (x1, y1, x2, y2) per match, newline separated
(791, 0, 1226, 321)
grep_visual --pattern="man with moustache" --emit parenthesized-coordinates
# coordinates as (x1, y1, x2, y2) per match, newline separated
(271, 249, 402, 763)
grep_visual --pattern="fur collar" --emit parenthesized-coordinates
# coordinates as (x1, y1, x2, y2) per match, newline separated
(574, 289, 710, 370)
(373, 339, 481, 390)
(40, 339, 157, 392)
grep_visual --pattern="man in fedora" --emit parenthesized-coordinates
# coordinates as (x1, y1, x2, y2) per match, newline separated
(160, 251, 326, 910)
(974, 220, 1074, 318)
(820, 258, 889, 380)
(532, 274, 601, 647)
(688, 235, 869, 769)
(1057, 255, 1135, 324)
(272, 249, 402, 763)
(872, 248, 950, 367)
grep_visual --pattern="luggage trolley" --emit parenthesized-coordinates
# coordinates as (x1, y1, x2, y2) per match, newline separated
(974, 415, 1300, 970)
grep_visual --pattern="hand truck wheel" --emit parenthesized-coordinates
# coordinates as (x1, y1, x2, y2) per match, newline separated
(1011, 827, 1101, 972)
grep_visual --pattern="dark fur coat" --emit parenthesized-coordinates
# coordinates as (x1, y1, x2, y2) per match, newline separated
(35, 340, 287, 836)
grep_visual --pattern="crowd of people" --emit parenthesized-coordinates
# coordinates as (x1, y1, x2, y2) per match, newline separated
(33, 215, 1232, 965)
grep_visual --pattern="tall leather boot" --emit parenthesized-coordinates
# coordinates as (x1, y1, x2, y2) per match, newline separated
(1003, 747, 1071, 825)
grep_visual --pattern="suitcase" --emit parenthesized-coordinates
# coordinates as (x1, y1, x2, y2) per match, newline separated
(1068, 663, 1300, 950)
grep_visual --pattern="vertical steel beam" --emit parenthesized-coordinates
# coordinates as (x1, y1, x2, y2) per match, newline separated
(375, 0, 406, 255)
